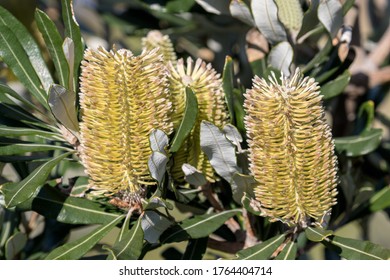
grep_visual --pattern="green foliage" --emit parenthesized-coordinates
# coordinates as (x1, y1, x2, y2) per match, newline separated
(0, 0, 389, 260)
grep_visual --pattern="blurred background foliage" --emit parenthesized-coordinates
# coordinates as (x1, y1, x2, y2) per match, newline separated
(0, 0, 390, 260)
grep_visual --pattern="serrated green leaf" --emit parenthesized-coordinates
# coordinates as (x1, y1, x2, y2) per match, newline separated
(305, 227, 333, 242)
(275, 241, 297, 260)
(323, 235, 390, 260)
(200, 121, 240, 183)
(318, 0, 343, 38)
(142, 210, 172, 244)
(148, 152, 168, 185)
(222, 56, 236, 125)
(334, 129, 382, 157)
(182, 163, 207, 186)
(251, 0, 287, 44)
(150, 129, 169, 154)
(48, 84, 79, 134)
(236, 234, 285, 260)
(1, 152, 72, 208)
(229, 0, 254, 26)
(35, 9, 70, 89)
(110, 217, 144, 260)
(61, 0, 84, 91)
(0, 6, 53, 92)
(170, 87, 198, 153)
(45, 214, 124, 260)
(17, 185, 121, 224)
(161, 209, 240, 243)
(0, 25, 48, 107)
(268, 41, 293, 76)
(369, 186, 390, 212)
(321, 70, 350, 99)
(5, 231, 27, 260)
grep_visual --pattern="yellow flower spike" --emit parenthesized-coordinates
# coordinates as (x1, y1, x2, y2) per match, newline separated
(168, 57, 229, 183)
(79, 47, 173, 204)
(244, 69, 338, 227)
(142, 30, 177, 65)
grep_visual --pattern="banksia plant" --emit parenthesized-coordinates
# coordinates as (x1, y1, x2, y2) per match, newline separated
(79, 47, 173, 205)
(168, 57, 229, 183)
(142, 30, 177, 65)
(244, 70, 338, 227)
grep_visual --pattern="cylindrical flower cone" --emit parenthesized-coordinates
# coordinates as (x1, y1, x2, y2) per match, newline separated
(244, 69, 338, 227)
(79, 47, 173, 206)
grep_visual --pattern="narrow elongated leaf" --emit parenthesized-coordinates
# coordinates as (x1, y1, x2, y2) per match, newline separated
(150, 129, 169, 154)
(222, 56, 236, 125)
(323, 235, 390, 260)
(45, 215, 124, 260)
(161, 209, 240, 243)
(236, 234, 285, 260)
(17, 185, 121, 224)
(318, 0, 343, 38)
(230, 0, 254, 26)
(182, 163, 207, 186)
(321, 70, 350, 99)
(170, 87, 198, 153)
(369, 186, 390, 212)
(48, 84, 79, 133)
(0, 82, 43, 113)
(148, 152, 168, 185)
(275, 241, 297, 260)
(110, 218, 144, 260)
(251, 0, 287, 44)
(0, 126, 61, 140)
(0, 6, 53, 92)
(141, 210, 172, 244)
(0, 143, 71, 156)
(5, 232, 27, 260)
(0, 25, 48, 107)
(61, 0, 84, 89)
(268, 41, 293, 76)
(334, 129, 382, 157)
(305, 227, 333, 242)
(35, 9, 70, 88)
(200, 121, 240, 183)
(1, 152, 72, 208)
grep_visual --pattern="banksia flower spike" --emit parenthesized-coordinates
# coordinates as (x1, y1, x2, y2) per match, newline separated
(244, 69, 338, 227)
(168, 57, 229, 183)
(142, 30, 177, 65)
(79, 47, 173, 205)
